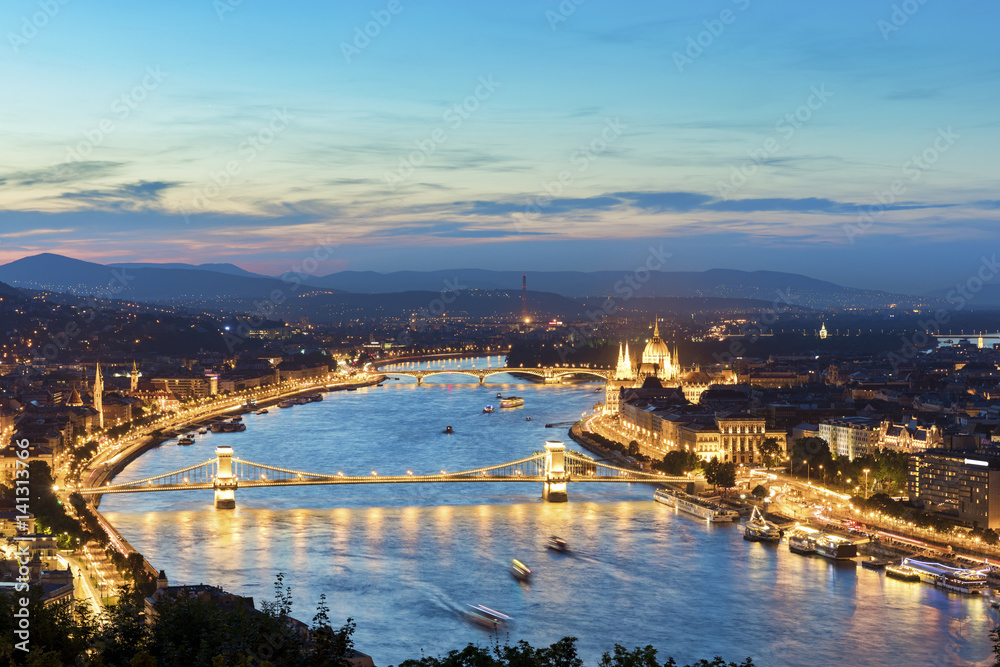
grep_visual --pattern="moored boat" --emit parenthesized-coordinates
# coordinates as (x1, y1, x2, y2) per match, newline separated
(654, 488, 740, 523)
(813, 534, 858, 560)
(861, 558, 889, 570)
(743, 506, 781, 542)
(278, 400, 294, 408)
(885, 564, 921, 582)
(787, 531, 816, 555)
(198, 428, 208, 434)
(178, 435, 195, 445)
(256, 409, 269, 415)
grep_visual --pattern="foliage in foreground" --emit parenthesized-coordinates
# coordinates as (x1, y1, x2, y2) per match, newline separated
(0, 577, 354, 667)
(393, 637, 755, 667)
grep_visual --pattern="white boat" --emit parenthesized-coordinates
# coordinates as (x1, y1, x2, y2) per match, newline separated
(902, 558, 988, 593)
(465, 604, 511, 629)
(813, 534, 858, 560)
(510, 559, 532, 582)
(654, 488, 740, 523)
(787, 529, 817, 555)
(743, 506, 781, 542)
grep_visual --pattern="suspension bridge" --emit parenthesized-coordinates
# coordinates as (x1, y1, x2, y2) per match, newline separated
(377, 366, 609, 384)
(79, 442, 690, 508)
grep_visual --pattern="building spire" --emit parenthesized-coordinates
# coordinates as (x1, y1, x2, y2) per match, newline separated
(653, 318, 660, 339)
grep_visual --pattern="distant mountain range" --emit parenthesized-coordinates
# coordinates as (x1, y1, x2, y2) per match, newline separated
(0, 253, 953, 311)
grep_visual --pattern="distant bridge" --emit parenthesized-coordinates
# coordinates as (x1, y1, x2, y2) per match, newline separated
(79, 442, 688, 508)
(377, 366, 609, 385)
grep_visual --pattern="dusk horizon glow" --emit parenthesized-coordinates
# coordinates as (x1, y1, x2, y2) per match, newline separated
(2, 0, 998, 294)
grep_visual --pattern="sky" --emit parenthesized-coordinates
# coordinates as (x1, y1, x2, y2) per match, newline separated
(0, 0, 998, 294)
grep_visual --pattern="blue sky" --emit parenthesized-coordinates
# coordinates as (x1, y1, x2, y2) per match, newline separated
(0, 0, 998, 294)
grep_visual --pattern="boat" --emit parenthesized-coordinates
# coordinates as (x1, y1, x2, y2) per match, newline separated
(510, 559, 532, 582)
(376, 383, 383, 387)
(500, 396, 524, 408)
(256, 409, 269, 415)
(547, 536, 568, 552)
(525, 417, 532, 422)
(295, 397, 309, 405)
(445, 426, 453, 434)
(278, 400, 294, 408)
(483, 405, 495, 413)
(787, 531, 816, 555)
(861, 558, 889, 570)
(885, 564, 921, 582)
(230, 415, 242, 422)
(210, 422, 227, 433)
(654, 488, 740, 523)
(198, 428, 208, 434)
(307, 393, 323, 402)
(813, 534, 858, 560)
(465, 604, 511, 630)
(497, 392, 503, 398)
(743, 506, 781, 542)
(178, 435, 195, 445)
(902, 558, 988, 593)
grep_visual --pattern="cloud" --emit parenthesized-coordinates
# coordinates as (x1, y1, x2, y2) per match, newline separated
(0, 228, 75, 239)
(58, 180, 180, 210)
(365, 221, 546, 239)
(0, 161, 124, 187)
(613, 191, 713, 212)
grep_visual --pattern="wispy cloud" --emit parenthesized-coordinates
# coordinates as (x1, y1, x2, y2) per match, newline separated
(0, 161, 123, 187)
(58, 180, 180, 210)
(0, 228, 75, 239)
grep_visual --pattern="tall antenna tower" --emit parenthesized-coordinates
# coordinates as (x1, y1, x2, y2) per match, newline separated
(522, 274, 527, 321)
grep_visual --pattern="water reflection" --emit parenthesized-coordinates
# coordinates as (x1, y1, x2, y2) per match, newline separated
(101, 360, 994, 666)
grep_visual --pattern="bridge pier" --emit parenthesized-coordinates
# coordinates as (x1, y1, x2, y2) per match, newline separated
(479, 376, 485, 384)
(214, 446, 237, 509)
(542, 440, 568, 502)
(416, 376, 423, 385)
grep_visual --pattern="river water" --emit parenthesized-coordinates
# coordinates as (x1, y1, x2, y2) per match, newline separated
(102, 357, 995, 666)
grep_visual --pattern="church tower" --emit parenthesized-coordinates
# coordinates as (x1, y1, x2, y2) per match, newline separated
(604, 342, 635, 416)
(130, 360, 139, 393)
(93, 362, 104, 429)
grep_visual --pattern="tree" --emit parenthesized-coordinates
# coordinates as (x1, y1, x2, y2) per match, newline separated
(627, 441, 641, 457)
(716, 462, 737, 490)
(703, 457, 722, 489)
(751, 485, 767, 499)
(758, 438, 783, 468)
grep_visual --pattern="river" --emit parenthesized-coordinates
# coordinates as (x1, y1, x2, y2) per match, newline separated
(101, 356, 995, 666)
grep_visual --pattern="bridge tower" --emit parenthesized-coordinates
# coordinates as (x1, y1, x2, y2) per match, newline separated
(214, 446, 237, 509)
(542, 440, 569, 502)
